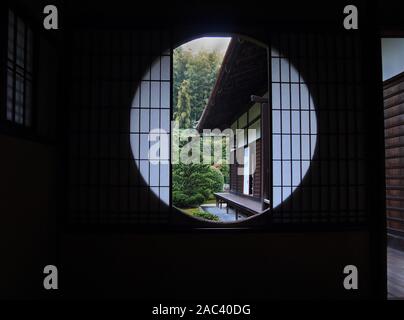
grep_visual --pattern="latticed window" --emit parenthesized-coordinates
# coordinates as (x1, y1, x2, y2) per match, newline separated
(6, 9, 33, 127)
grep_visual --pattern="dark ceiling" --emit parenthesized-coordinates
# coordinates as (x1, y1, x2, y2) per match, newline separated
(11, 0, 404, 31)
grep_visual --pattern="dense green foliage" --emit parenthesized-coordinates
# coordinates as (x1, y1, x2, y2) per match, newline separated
(174, 79, 192, 129)
(192, 210, 220, 221)
(173, 47, 223, 127)
(182, 207, 220, 221)
(208, 137, 230, 184)
(172, 43, 228, 210)
(172, 163, 224, 208)
(215, 160, 230, 185)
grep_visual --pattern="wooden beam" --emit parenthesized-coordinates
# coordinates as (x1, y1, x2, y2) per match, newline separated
(251, 95, 269, 103)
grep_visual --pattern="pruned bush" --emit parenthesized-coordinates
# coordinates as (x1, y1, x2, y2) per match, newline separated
(206, 166, 224, 195)
(173, 191, 205, 208)
(172, 163, 224, 208)
(192, 210, 220, 221)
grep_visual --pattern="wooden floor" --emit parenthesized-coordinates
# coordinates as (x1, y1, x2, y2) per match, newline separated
(388, 246, 404, 299)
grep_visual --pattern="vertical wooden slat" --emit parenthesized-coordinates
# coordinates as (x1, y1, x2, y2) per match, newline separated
(384, 72, 404, 242)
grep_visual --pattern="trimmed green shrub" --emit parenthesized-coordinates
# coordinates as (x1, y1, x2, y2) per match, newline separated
(172, 163, 224, 208)
(192, 210, 220, 221)
(206, 166, 224, 195)
(173, 191, 205, 208)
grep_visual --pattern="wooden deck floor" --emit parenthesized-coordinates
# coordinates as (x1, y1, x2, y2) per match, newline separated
(214, 192, 262, 214)
(388, 246, 404, 299)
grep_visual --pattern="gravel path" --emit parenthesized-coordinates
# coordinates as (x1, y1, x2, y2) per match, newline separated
(200, 204, 247, 222)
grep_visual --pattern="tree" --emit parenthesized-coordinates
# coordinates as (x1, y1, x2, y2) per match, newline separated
(185, 50, 222, 125)
(204, 135, 231, 184)
(173, 47, 192, 112)
(174, 79, 192, 129)
(173, 47, 223, 126)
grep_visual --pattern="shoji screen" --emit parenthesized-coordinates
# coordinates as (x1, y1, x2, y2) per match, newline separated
(68, 29, 171, 225)
(270, 33, 367, 225)
(67, 29, 368, 227)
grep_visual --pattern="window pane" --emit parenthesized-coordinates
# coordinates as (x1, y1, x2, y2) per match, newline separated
(280, 58, 289, 82)
(282, 135, 291, 159)
(271, 58, 280, 82)
(8, 10, 15, 61)
(281, 84, 290, 109)
(6, 70, 14, 121)
(272, 83, 280, 109)
(292, 161, 302, 187)
(140, 109, 149, 132)
(130, 109, 140, 132)
(25, 80, 32, 126)
(291, 110, 300, 134)
(161, 82, 170, 108)
(161, 56, 170, 81)
(16, 18, 25, 68)
(130, 134, 140, 159)
(150, 82, 160, 107)
(26, 28, 33, 73)
(273, 134, 281, 159)
(7, 11, 34, 127)
(140, 134, 149, 159)
(282, 160, 291, 186)
(15, 74, 24, 124)
(160, 187, 169, 205)
(140, 81, 150, 107)
(161, 109, 170, 133)
(160, 162, 169, 186)
(150, 58, 161, 81)
(272, 110, 280, 133)
(282, 110, 291, 132)
(150, 109, 160, 130)
(150, 162, 159, 186)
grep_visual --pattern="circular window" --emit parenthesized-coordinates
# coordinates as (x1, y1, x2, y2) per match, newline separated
(130, 35, 317, 223)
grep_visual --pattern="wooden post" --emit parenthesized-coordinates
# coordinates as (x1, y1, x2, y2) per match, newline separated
(260, 102, 270, 211)
(251, 95, 271, 211)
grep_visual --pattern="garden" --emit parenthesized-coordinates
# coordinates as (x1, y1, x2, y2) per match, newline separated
(172, 38, 230, 221)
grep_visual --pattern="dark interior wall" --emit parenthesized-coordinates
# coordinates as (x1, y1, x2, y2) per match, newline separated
(0, 0, 62, 299)
(60, 231, 371, 299)
(0, 135, 59, 299)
